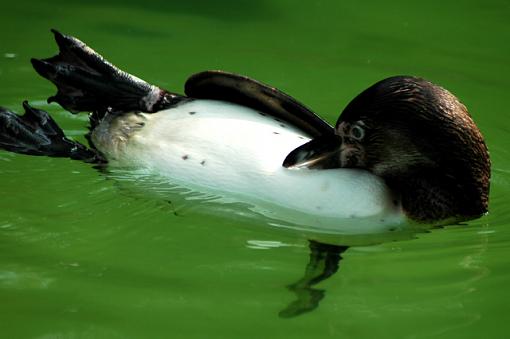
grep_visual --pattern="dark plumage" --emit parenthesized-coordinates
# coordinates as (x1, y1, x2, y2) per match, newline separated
(285, 76, 490, 222)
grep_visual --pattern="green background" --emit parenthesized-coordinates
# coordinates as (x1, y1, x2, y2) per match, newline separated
(1, 0, 509, 338)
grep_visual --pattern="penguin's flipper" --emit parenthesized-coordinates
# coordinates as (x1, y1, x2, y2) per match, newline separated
(185, 70, 334, 138)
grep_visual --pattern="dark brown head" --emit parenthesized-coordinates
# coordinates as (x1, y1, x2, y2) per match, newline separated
(284, 76, 491, 223)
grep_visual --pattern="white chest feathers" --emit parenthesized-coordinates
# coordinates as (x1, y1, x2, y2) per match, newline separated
(91, 100, 405, 234)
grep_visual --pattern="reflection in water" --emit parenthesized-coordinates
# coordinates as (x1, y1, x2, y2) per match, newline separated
(280, 241, 348, 318)
(0, 266, 54, 290)
(275, 223, 492, 319)
(106, 168, 426, 317)
(107, 168, 410, 237)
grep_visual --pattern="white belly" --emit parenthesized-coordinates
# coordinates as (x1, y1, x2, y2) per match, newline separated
(93, 100, 405, 234)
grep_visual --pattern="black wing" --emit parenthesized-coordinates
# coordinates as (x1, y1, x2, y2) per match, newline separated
(185, 70, 334, 138)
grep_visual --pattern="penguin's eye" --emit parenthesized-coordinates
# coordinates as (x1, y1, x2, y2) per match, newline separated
(350, 125, 365, 141)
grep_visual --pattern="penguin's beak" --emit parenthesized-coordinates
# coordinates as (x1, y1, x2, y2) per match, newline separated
(283, 134, 343, 169)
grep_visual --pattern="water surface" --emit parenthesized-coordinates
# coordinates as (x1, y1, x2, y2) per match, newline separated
(1, 1, 510, 338)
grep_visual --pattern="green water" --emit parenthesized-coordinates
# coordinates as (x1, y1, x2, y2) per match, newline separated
(1, 0, 510, 338)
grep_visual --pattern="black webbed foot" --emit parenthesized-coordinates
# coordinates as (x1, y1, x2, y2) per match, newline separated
(31, 29, 182, 115)
(0, 101, 104, 163)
